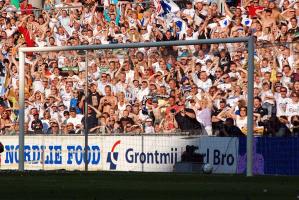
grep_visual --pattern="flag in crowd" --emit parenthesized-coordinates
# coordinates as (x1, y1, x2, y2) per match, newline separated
(242, 18, 252, 27)
(11, 0, 20, 9)
(219, 17, 231, 28)
(157, 0, 180, 16)
(154, 0, 163, 15)
(174, 17, 187, 33)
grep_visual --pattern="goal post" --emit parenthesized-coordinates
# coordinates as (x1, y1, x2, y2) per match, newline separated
(18, 37, 255, 176)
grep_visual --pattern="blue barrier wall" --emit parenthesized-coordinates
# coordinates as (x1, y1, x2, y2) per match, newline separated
(238, 137, 299, 176)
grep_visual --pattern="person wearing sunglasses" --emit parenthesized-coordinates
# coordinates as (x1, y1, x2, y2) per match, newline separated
(47, 120, 61, 135)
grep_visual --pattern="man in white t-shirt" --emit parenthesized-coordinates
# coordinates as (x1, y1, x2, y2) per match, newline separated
(66, 107, 84, 131)
(217, 74, 232, 92)
(144, 118, 155, 134)
(276, 87, 291, 117)
(195, 49, 211, 65)
(192, 71, 212, 92)
(137, 80, 149, 102)
(97, 73, 112, 95)
(58, 10, 72, 36)
(228, 62, 241, 79)
(277, 48, 295, 70)
(182, 2, 195, 24)
(60, 85, 72, 110)
(123, 61, 135, 83)
(285, 92, 299, 118)
(260, 58, 271, 75)
(260, 82, 275, 116)
(281, 65, 293, 88)
(115, 73, 128, 94)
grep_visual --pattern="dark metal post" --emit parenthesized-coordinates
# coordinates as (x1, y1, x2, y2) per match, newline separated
(18, 51, 25, 171)
(247, 36, 255, 177)
(84, 51, 89, 171)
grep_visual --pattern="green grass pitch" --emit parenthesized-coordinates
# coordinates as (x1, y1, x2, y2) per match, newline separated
(0, 171, 298, 200)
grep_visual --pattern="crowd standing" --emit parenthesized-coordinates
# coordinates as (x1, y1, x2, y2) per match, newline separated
(0, 0, 298, 136)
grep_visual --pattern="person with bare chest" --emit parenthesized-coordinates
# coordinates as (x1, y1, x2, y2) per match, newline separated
(99, 85, 117, 114)
(256, 8, 277, 29)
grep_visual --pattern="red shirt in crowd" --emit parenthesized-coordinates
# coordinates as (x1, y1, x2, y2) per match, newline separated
(20, 2, 33, 15)
(247, 5, 264, 17)
(18, 26, 35, 47)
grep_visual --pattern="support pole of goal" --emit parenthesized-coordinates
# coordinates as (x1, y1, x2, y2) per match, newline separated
(247, 36, 255, 177)
(84, 51, 89, 171)
(18, 51, 25, 172)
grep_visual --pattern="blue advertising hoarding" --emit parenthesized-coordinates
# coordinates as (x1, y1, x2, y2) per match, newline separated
(238, 137, 299, 175)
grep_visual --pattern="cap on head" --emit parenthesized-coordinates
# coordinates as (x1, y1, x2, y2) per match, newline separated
(58, 102, 65, 107)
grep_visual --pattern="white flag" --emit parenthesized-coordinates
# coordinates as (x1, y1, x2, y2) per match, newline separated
(219, 17, 231, 28)
(160, 0, 180, 15)
(242, 18, 252, 27)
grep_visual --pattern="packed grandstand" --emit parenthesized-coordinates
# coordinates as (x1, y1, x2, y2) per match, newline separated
(0, 0, 298, 136)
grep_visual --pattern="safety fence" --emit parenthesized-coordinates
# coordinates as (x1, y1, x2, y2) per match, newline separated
(0, 135, 298, 175)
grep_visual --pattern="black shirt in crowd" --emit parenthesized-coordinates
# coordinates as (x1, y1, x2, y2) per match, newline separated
(119, 116, 134, 129)
(175, 108, 204, 134)
(82, 112, 98, 131)
(219, 125, 245, 137)
(254, 106, 268, 117)
(87, 92, 103, 109)
(31, 119, 43, 134)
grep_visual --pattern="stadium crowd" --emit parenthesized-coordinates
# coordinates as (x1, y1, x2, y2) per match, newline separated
(0, 0, 298, 136)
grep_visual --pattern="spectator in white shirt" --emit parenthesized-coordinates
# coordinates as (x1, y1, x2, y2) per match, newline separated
(276, 87, 291, 117)
(192, 71, 212, 92)
(285, 92, 299, 118)
(137, 80, 149, 102)
(260, 82, 275, 117)
(66, 107, 83, 131)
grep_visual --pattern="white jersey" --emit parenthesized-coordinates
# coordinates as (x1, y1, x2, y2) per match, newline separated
(276, 96, 291, 117)
(67, 115, 84, 127)
(191, 74, 212, 92)
(260, 90, 275, 105)
(236, 116, 247, 130)
(285, 101, 299, 117)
